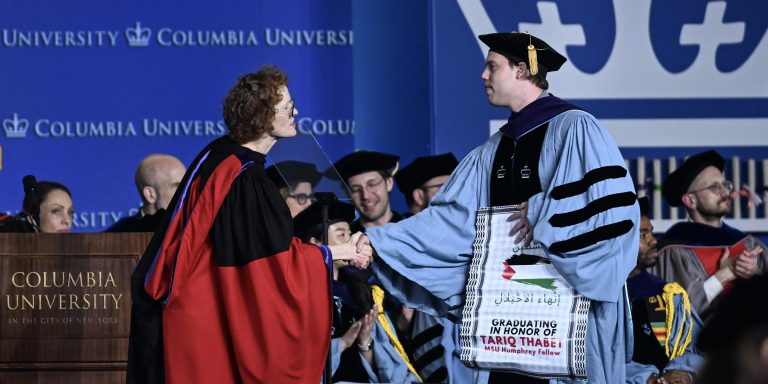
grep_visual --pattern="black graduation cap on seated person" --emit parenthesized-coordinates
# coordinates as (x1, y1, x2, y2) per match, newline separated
(265, 160, 323, 189)
(395, 153, 459, 198)
(661, 150, 725, 207)
(325, 150, 400, 182)
(293, 201, 356, 242)
(478, 32, 567, 75)
(638, 196, 651, 217)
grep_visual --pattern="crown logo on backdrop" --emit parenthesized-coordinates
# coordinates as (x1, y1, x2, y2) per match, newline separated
(125, 22, 151, 47)
(3, 113, 29, 139)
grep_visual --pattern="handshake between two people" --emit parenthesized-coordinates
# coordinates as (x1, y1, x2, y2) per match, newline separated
(328, 232, 375, 269)
(328, 201, 535, 270)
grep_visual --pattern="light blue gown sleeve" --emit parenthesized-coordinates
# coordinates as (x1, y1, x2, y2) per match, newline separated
(527, 112, 639, 384)
(366, 136, 498, 319)
(665, 346, 705, 375)
(329, 320, 419, 383)
(358, 315, 421, 383)
(366, 137, 499, 384)
(625, 361, 658, 384)
(529, 111, 639, 303)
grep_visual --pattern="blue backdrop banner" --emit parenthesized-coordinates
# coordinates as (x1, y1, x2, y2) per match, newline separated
(1, 0, 355, 231)
(3, 0, 768, 233)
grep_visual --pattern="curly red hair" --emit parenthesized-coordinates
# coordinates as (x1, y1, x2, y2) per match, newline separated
(223, 65, 288, 144)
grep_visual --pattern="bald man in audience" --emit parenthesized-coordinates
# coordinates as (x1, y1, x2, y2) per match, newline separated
(107, 154, 186, 232)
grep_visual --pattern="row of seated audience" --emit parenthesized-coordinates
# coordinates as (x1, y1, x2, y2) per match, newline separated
(1, 147, 766, 383)
(0, 154, 186, 234)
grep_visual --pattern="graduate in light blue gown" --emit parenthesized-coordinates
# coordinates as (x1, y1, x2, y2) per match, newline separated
(357, 32, 639, 383)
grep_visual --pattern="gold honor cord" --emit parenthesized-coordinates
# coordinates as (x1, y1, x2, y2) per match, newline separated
(662, 282, 694, 359)
(371, 285, 423, 382)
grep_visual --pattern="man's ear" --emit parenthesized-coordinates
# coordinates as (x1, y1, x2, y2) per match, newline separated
(385, 177, 393, 193)
(516, 62, 528, 79)
(412, 188, 426, 208)
(681, 193, 696, 210)
(142, 186, 157, 204)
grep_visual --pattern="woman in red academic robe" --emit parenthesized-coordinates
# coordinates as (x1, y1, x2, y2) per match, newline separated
(127, 65, 371, 384)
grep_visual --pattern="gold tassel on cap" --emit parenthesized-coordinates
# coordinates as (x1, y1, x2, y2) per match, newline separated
(525, 31, 539, 75)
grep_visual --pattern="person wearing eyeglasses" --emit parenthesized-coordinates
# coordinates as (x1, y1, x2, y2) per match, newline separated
(327, 150, 422, 370)
(329, 150, 403, 233)
(651, 150, 767, 319)
(265, 160, 322, 218)
(127, 65, 373, 384)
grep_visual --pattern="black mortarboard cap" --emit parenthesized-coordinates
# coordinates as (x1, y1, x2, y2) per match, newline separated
(326, 150, 400, 182)
(265, 160, 323, 189)
(479, 32, 566, 75)
(395, 153, 459, 198)
(638, 196, 651, 217)
(293, 201, 355, 241)
(662, 150, 725, 207)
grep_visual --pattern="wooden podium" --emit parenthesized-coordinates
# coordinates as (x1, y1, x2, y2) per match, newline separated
(0, 233, 152, 384)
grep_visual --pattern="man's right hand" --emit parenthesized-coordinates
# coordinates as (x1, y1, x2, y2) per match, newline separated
(328, 242, 372, 269)
(716, 245, 763, 283)
(507, 201, 532, 246)
(733, 245, 762, 279)
(355, 234, 376, 257)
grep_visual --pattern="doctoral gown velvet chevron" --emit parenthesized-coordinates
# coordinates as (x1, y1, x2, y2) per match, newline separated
(127, 136, 333, 384)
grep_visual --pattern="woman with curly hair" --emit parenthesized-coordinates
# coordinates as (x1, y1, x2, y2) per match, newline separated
(128, 65, 373, 384)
